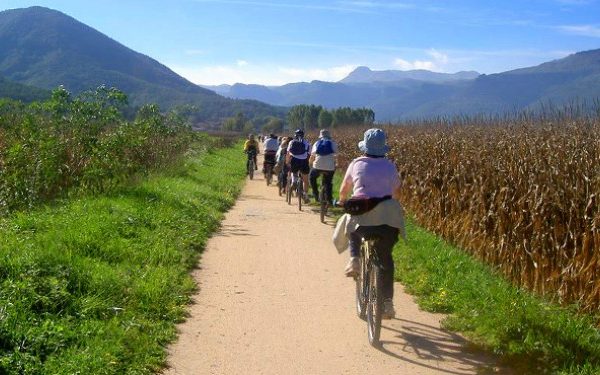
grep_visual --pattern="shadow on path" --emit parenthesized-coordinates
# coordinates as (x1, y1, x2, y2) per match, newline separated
(374, 318, 510, 374)
(217, 224, 257, 237)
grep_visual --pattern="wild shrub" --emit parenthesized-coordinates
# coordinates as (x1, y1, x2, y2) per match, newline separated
(0, 86, 196, 213)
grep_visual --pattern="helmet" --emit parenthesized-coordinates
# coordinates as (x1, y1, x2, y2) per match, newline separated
(248, 133, 255, 140)
(294, 128, 304, 137)
(269, 133, 276, 139)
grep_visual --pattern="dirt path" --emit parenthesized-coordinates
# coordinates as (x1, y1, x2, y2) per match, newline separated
(163, 160, 509, 374)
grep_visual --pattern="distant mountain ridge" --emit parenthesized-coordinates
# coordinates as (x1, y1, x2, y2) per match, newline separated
(0, 6, 283, 124)
(205, 49, 600, 121)
(340, 66, 480, 83)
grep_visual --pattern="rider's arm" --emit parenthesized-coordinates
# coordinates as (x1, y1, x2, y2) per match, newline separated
(339, 179, 352, 203)
(339, 162, 354, 203)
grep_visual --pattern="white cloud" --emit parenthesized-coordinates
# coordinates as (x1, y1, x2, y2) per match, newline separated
(427, 49, 449, 64)
(393, 58, 436, 70)
(278, 64, 357, 81)
(168, 63, 358, 85)
(558, 24, 600, 38)
(391, 48, 452, 71)
(237, 60, 249, 67)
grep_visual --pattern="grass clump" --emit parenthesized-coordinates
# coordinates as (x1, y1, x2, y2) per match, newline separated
(0, 144, 245, 374)
(394, 218, 600, 374)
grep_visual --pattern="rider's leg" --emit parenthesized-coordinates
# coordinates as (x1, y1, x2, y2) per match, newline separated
(301, 160, 310, 200)
(253, 154, 258, 170)
(322, 170, 334, 203)
(309, 168, 320, 201)
(345, 229, 362, 276)
(368, 225, 399, 300)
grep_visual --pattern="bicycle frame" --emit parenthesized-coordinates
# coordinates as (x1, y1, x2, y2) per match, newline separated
(355, 235, 383, 347)
(292, 170, 303, 210)
(246, 150, 256, 179)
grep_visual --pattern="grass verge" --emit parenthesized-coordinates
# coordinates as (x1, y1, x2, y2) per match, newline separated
(394, 218, 600, 374)
(0, 144, 245, 374)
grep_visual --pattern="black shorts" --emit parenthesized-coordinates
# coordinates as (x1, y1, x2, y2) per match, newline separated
(264, 150, 277, 165)
(290, 158, 310, 174)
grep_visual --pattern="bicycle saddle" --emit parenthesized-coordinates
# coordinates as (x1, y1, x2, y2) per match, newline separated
(361, 233, 382, 241)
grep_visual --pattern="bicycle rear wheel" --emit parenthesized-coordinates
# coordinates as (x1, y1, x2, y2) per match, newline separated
(355, 256, 367, 320)
(319, 187, 327, 223)
(248, 159, 254, 180)
(286, 180, 292, 204)
(265, 164, 272, 185)
(367, 262, 383, 347)
(297, 177, 303, 211)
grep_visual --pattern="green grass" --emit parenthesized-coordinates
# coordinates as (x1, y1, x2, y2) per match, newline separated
(0, 144, 245, 374)
(394, 218, 600, 374)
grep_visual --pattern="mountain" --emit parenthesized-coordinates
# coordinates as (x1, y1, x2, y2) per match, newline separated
(0, 6, 283, 124)
(339, 66, 480, 84)
(207, 50, 600, 121)
(0, 75, 50, 102)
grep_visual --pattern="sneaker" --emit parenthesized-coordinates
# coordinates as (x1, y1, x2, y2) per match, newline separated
(344, 257, 359, 277)
(382, 299, 396, 319)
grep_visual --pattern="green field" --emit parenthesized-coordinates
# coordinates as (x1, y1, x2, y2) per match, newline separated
(0, 145, 245, 374)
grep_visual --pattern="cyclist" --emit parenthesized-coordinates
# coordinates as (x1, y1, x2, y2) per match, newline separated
(276, 137, 290, 195)
(309, 129, 337, 203)
(286, 129, 311, 203)
(337, 128, 405, 319)
(243, 134, 259, 174)
(263, 133, 279, 174)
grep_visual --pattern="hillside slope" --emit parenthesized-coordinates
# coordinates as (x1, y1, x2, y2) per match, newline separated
(0, 6, 283, 123)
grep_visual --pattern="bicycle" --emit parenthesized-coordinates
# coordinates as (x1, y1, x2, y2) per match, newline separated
(264, 162, 274, 186)
(319, 183, 329, 223)
(354, 233, 384, 347)
(287, 170, 303, 210)
(286, 170, 293, 204)
(246, 150, 256, 180)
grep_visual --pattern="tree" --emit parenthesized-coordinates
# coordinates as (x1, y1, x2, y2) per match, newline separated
(243, 120, 255, 134)
(318, 110, 333, 128)
(262, 117, 284, 134)
(220, 111, 248, 132)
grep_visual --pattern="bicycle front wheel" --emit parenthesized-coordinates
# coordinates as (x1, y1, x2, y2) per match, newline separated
(367, 263, 383, 347)
(286, 181, 292, 204)
(355, 257, 367, 320)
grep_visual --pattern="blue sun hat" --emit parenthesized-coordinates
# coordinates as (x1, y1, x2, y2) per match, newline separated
(358, 128, 390, 156)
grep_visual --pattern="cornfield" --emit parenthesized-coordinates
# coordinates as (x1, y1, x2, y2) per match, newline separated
(333, 115, 600, 312)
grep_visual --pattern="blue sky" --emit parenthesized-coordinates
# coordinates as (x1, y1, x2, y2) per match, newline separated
(2, 0, 600, 85)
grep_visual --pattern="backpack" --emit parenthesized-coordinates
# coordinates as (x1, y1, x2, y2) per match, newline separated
(289, 139, 307, 156)
(315, 139, 334, 156)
